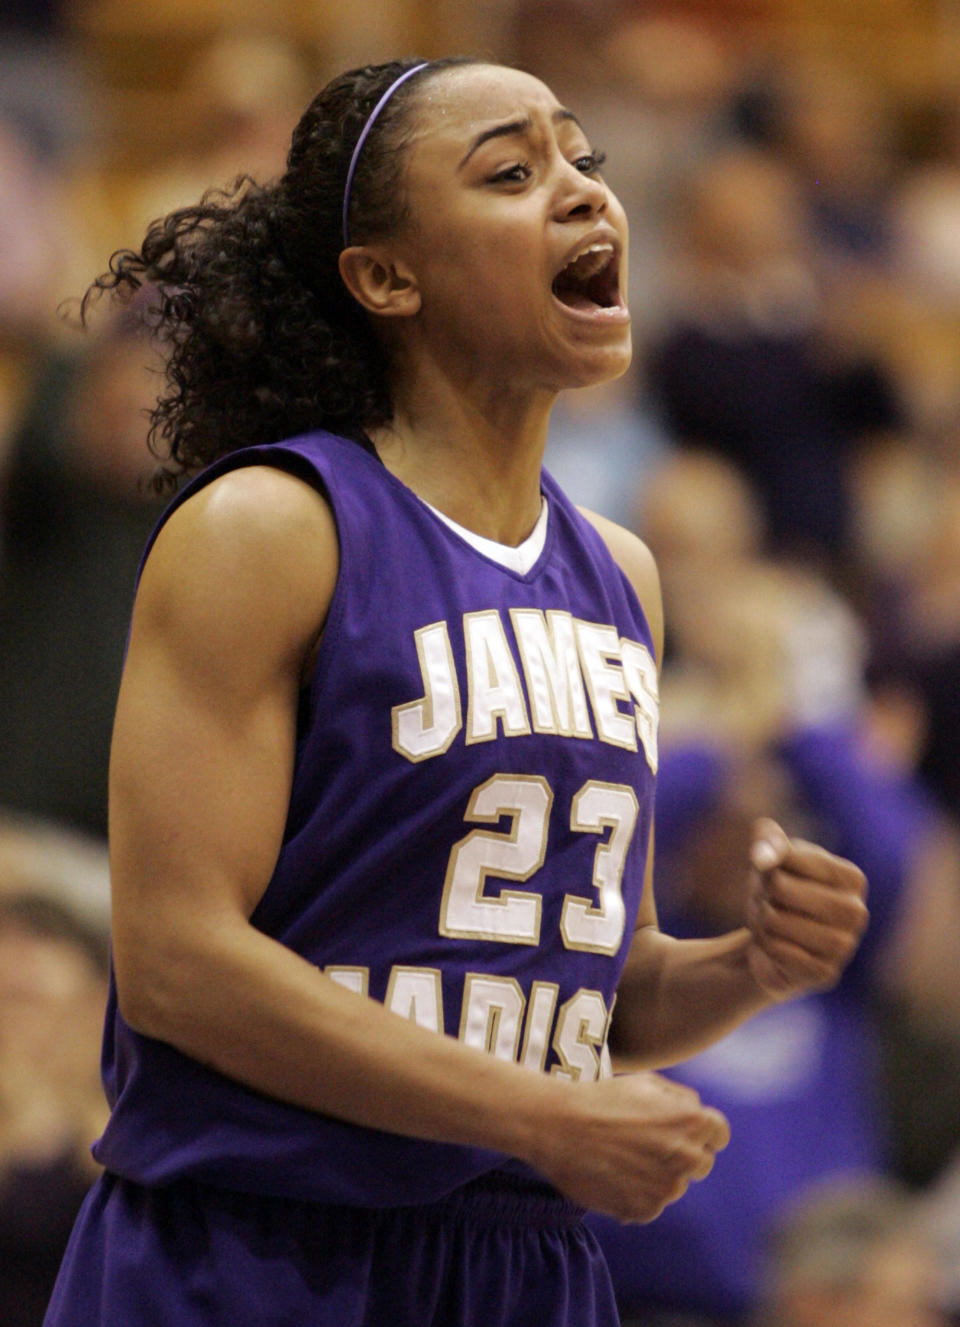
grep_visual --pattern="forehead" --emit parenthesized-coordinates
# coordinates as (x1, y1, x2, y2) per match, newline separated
(406, 64, 574, 156)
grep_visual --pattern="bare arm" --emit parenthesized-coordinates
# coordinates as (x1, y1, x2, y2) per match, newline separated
(581, 509, 869, 1066)
(110, 466, 728, 1223)
(610, 858, 771, 1067)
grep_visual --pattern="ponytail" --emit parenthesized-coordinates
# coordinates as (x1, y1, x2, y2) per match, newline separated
(81, 56, 477, 487)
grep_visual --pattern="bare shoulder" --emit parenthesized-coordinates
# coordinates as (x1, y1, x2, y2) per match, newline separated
(135, 464, 339, 681)
(578, 507, 664, 665)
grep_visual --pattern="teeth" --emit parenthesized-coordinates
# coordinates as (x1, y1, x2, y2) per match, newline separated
(563, 243, 614, 280)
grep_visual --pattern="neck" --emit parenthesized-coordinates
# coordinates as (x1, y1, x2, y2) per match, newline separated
(370, 357, 556, 547)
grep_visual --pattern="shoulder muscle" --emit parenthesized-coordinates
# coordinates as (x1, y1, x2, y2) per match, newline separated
(135, 464, 339, 694)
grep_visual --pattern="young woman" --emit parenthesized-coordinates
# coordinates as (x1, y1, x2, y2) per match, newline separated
(44, 57, 868, 1327)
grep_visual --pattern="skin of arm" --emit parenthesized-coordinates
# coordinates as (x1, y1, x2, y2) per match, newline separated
(109, 465, 729, 1224)
(582, 510, 870, 1067)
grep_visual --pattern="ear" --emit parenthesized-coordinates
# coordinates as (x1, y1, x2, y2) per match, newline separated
(338, 246, 421, 319)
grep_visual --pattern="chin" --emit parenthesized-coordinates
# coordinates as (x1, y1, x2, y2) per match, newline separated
(558, 337, 633, 391)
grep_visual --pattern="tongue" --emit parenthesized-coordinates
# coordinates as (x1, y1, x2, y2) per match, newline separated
(552, 279, 597, 310)
(555, 285, 598, 311)
(553, 272, 600, 310)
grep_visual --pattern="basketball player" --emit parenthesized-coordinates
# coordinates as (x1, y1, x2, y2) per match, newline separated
(44, 58, 868, 1326)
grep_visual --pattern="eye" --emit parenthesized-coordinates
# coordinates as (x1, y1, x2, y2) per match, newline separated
(572, 149, 606, 175)
(489, 161, 532, 184)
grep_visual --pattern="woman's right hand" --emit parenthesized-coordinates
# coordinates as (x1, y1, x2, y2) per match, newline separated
(527, 1071, 730, 1224)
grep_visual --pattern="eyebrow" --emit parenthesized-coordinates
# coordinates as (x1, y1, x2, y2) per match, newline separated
(457, 108, 583, 168)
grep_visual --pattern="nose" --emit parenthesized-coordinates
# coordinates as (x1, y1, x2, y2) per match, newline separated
(553, 158, 607, 222)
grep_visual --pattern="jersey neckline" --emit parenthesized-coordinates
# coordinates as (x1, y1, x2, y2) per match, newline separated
(347, 437, 557, 583)
(422, 496, 549, 576)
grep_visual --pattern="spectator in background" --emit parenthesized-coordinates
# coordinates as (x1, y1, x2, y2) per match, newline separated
(759, 57, 895, 269)
(853, 401, 960, 1184)
(128, 32, 313, 229)
(0, 0, 89, 164)
(865, 467, 960, 822)
(752, 1177, 950, 1327)
(847, 302, 960, 830)
(645, 145, 899, 570)
(0, 119, 67, 346)
(0, 301, 165, 837)
(891, 164, 960, 311)
(543, 366, 671, 528)
(0, 112, 77, 481)
(917, 1143, 960, 1321)
(0, 815, 110, 1327)
(885, 81, 960, 312)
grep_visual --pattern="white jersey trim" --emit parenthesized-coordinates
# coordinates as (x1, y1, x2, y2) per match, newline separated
(423, 497, 549, 576)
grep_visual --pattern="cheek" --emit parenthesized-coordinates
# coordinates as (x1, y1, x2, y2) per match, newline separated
(421, 250, 540, 342)
(414, 208, 542, 309)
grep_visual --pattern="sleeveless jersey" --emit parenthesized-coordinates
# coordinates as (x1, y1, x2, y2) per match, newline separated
(93, 430, 659, 1206)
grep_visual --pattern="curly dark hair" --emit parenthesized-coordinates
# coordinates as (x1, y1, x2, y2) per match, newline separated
(82, 57, 479, 486)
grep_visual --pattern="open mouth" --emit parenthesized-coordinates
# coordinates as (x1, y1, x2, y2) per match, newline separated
(551, 243, 622, 313)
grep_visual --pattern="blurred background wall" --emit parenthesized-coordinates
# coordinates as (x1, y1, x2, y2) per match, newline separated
(3, 2, 960, 1324)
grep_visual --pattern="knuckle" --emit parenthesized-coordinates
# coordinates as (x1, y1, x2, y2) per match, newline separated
(667, 1174, 692, 1204)
(632, 1199, 666, 1225)
(840, 928, 861, 959)
(669, 1139, 708, 1181)
(829, 918, 864, 964)
(709, 1111, 731, 1148)
(811, 956, 841, 988)
(670, 1079, 702, 1105)
(825, 930, 854, 963)
(617, 1187, 662, 1224)
(836, 861, 867, 896)
(691, 1148, 716, 1181)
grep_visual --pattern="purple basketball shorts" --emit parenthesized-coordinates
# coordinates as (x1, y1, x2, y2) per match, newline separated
(44, 1170, 621, 1326)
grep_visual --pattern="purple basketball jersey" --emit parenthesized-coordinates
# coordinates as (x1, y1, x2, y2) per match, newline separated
(93, 431, 658, 1206)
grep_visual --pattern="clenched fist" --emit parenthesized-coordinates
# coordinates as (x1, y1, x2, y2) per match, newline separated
(746, 817, 869, 1001)
(528, 1071, 730, 1224)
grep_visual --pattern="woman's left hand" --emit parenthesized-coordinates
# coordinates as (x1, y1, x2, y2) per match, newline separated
(745, 817, 869, 1001)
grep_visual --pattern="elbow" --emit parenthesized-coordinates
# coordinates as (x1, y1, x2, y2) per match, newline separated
(115, 951, 174, 1040)
(113, 927, 204, 1042)
(607, 991, 658, 1066)
(113, 909, 249, 1048)
(608, 1020, 654, 1069)
(115, 968, 164, 1039)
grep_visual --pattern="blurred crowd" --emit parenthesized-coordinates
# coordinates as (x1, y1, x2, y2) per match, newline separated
(3, 0, 960, 1323)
